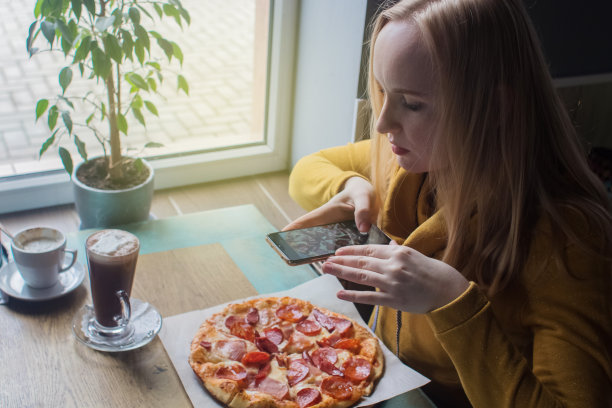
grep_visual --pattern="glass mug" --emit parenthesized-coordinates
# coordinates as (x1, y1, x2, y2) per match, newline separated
(85, 229, 140, 341)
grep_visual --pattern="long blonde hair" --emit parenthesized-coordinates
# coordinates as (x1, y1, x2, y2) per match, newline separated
(368, 0, 612, 294)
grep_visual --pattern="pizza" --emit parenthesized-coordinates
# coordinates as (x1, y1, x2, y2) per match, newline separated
(189, 296, 384, 408)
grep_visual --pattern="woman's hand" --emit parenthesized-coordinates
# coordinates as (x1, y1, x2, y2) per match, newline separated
(283, 177, 377, 232)
(321, 241, 470, 313)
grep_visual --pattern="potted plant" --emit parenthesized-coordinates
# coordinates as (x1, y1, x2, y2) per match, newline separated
(26, 0, 190, 228)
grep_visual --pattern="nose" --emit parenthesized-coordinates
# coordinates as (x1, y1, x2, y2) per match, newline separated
(375, 99, 400, 136)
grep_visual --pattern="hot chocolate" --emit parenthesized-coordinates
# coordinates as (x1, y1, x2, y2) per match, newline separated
(86, 229, 140, 328)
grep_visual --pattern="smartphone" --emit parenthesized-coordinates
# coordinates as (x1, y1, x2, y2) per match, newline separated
(266, 220, 392, 266)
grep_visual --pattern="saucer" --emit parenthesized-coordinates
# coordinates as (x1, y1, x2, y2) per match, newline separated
(72, 298, 162, 352)
(0, 260, 85, 301)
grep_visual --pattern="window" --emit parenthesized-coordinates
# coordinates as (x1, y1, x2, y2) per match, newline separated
(0, 0, 297, 213)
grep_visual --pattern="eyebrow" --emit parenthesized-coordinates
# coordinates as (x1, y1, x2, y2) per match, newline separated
(389, 88, 429, 97)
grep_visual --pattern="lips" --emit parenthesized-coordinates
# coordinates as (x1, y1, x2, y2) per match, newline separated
(390, 144, 409, 155)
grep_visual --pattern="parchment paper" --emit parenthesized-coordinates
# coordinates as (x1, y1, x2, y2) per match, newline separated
(159, 274, 429, 407)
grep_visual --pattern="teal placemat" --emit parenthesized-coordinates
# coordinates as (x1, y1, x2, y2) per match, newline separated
(67, 205, 318, 292)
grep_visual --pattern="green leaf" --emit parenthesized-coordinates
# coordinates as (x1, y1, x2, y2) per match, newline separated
(36, 99, 49, 121)
(103, 34, 122, 63)
(26, 21, 38, 56)
(39, 129, 59, 157)
(62, 111, 73, 134)
(70, 0, 82, 21)
(145, 61, 161, 71)
(147, 77, 157, 92)
(74, 135, 87, 160)
(132, 107, 145, 126)
(72, 35, 91, 62)
(56, 19, 74, 44)
(92, 47, 111, 79)
(61, 37, 71, 55)
(117, 113, 128, 135)
(131, 94, 143, 109)
(95, 15, 115, 32)
(58, 146, 73, 176)
(83, 0, 95, 15)
(48, 105, 59, 130)
(120, 30, 133, 58)
(59, 66, 72, 94)
(145, 141, 164, 148)
(128, 7, 140, 25)
(85, 112, 95, 125)
(126, 73, 148, 91)
(41, 20, 56, 46)
(144, 100, 158, 116)
(156, 38, 173, 61)
(133, 158, 144, 172)
(78, 61, 84, 76)
(153, 4, 163, 18)
(177, 75, 189, 95)
(134, 41, 145, 64)
(59, 95, 74, 109)
(34, 0, 44, 18)
(171, 42, 183, 65)
(134, 24, 150, 51)
(179, 8, 191, 25)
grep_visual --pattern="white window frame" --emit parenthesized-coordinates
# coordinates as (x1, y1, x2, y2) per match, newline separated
(0, 0, 298, 214)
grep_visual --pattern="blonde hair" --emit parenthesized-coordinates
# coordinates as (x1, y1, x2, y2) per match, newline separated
(368, 0, 612, 294)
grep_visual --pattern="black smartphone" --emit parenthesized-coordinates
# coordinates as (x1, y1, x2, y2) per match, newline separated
(266, 220, 392, 266)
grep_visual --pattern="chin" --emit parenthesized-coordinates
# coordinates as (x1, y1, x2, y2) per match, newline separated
(397, 156, 428, 174)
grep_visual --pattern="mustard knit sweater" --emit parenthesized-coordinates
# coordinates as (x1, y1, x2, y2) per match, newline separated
(289, 140, 612, 408)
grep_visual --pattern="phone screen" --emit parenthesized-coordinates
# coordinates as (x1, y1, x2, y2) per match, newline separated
(266, 220, 391, 265)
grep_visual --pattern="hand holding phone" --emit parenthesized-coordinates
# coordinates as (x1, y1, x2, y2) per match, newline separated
(266, 220, 391, 266)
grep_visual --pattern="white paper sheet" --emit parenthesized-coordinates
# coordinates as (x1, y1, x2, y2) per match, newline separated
(159, 274, 429, 407)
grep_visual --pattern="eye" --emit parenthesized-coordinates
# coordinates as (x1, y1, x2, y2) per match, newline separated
(402, 97, 422, 111)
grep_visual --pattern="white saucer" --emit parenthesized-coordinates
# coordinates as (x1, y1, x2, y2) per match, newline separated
(0, 260, 85, 301)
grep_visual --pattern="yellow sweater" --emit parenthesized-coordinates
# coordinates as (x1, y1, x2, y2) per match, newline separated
(289, 140, 612, 408)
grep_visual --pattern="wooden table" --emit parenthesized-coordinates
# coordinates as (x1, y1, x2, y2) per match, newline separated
(0, 205, 435, 408)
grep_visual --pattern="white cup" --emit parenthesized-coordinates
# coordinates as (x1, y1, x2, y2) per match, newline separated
(11, 227, 77, 288)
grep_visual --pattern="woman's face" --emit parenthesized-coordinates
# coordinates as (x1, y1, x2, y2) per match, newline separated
(373, 20, 437, 173)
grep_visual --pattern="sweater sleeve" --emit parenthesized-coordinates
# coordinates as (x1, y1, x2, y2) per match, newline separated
(425, 249, 612, 408)
(288, 140, 372, 211)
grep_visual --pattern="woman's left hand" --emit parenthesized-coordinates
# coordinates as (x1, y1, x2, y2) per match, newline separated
(321, 242, 470, 313)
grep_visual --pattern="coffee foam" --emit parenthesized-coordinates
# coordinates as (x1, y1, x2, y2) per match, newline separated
(86, 229, 139, 261)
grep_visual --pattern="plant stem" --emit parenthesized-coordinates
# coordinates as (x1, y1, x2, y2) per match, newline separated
(105, 67, 123, 180)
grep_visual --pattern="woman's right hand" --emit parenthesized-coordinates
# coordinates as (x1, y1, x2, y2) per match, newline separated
(283, 177, 377, 232)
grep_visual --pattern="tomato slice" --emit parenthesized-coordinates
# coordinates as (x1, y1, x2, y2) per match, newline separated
(333, 338, 361, 354)
(241, 351, 270, 365)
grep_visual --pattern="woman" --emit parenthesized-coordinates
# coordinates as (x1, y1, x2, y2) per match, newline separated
(286, 0, 612, 407)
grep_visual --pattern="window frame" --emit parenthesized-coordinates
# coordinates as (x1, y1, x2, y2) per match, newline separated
(0, 0, 298, 214)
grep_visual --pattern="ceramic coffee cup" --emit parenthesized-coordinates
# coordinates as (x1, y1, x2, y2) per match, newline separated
(11, 227, 78, 288)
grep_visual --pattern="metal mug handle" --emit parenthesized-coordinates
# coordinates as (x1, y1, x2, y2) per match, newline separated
(59, 249, 77, 273)
(114, 289, 131, 328)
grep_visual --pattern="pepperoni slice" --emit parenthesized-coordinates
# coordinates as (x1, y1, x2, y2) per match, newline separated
(216, 364, 247, 381)
(287, 359, 310, 386)
(343, 357, 372, 383)
(333, 338, 361, 354)
(255, 362, 271, 382)
(263, 327, 284, 345)
(310, 347, 337, 367)
(285, 332, 314, 353)
(296, 319, 321, 336)
(319, 360, 344, 376)
(246, 307, 259, 325)
(312, 309, 336, 331)
(215, 340, 246, 361)
(331, 317, 353, 336)
(241, 351, 270, 365)
(230, 321, 256, 342)
(296, 388, 322, 408)
(321, 376, 354, 400)
(255, 336, 279, 354)
(276, 304, 306, 322)
(199, 340, 212, 350)
(302, 350, 314, 366)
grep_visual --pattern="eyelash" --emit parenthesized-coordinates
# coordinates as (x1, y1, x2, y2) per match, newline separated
(379, 89, 422, 111)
